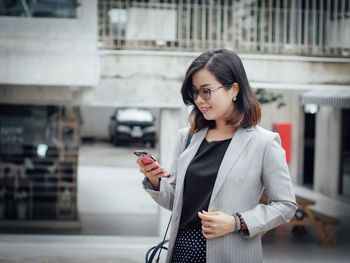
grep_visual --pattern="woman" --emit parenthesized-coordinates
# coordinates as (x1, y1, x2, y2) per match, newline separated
(136, 49, 297, 263)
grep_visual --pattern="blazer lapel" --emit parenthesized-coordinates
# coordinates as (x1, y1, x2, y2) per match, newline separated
(173, 127, 208, 210)
(209, 127, 254, 207)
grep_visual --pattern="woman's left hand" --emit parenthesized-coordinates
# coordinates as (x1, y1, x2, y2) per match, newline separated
(198, 210, 236, 239)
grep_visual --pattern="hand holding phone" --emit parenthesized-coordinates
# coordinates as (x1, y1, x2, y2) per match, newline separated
(134, 150, 159, 167)
(134, 150, 168, 176)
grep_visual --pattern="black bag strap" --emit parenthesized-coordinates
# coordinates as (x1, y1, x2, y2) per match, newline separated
(147, 132, 192, 263)
(185, 133, 192, 151)
(150, 219, 171, 263)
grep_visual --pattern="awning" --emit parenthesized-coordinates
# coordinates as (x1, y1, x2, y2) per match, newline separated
(300, 89, 350, 109)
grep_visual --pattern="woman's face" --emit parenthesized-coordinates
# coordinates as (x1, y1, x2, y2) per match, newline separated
(192, 68, 237, 122)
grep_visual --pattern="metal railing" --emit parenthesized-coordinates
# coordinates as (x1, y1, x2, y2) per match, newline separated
(98, 0, 350, 57)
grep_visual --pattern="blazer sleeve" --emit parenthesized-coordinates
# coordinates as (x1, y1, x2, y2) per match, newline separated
(240, 133, 298, 238)
(142, 127, 188, 211)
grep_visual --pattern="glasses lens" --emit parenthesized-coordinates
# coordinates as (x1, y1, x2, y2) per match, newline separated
(199, 89, 211, 100)
(189, 88, 212, 100)
(189, 88, 198, 100)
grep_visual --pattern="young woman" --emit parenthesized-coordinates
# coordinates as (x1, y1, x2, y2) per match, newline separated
(136, 49, 297, 263)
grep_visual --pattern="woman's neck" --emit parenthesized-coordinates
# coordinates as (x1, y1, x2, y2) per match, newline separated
(206, 120, 235, 140)
(215, 120, 235, 133)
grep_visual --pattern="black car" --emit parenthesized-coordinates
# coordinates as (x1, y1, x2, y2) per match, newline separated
(108, 107, 156, 148)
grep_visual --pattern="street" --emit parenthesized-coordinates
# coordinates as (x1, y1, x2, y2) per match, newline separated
(77, 141, 160, 236)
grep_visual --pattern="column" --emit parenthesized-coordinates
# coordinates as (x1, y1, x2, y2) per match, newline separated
(314, 106, 341, 197)
(157, 107, 188, 237)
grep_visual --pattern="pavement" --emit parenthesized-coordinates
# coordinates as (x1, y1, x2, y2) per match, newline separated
(0, 235, 158, 263)
(0, 226, 349, 263)
(78, 142, 160, 236)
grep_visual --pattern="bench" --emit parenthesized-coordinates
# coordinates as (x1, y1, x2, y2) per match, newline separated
(258, 192, 340, 247)
(309, 209, 340, 247)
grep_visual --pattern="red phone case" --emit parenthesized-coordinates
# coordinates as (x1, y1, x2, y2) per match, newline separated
(141, 154, 160, 170)
(141, 153, 167, 176)
(141, 154, 159, 167)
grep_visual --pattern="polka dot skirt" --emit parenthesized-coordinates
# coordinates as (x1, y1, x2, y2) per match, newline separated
(171, 228, 206, 263)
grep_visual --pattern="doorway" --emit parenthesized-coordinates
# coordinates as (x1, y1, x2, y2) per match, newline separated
(303, 105, 317, 188)
(340, 109, 350, 198)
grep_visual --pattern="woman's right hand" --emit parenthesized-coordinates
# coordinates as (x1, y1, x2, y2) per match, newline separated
(136, 157, 168, 190)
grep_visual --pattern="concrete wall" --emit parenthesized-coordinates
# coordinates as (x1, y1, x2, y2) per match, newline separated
(259, 89, 305, 185)
(80, 106, 116, 140)
(331, 18, 350, 52)
(93, 51, 350, 109)
(0, 85, 94, 106)
(242, 55, 350, 85)
(0, 0, 99, 87)
(158, 108, 188, 233)
(1, 49, 349, 107)
(126, 7, 177, 42)
(95, 51, 192, 108)
(314, 107, 342, 198)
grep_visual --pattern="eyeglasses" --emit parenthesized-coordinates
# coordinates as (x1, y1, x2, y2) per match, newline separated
(188, 86, 225, 101)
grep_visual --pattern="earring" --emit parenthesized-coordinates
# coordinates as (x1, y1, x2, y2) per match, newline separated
(233, 97, 237, 102)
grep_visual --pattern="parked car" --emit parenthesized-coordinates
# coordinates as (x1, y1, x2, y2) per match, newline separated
(108, 107, 156, 148)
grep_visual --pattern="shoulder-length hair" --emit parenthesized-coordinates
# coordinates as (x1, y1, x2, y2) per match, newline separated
(181, 49, 261, 135)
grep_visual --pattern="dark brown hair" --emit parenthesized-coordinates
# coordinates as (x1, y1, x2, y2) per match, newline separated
(181, 49, 261, 135)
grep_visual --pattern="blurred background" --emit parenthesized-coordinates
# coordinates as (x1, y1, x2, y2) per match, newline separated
(0, 0, 349, 262)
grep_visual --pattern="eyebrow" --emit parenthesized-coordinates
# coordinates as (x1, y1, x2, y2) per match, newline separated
(192, 84, 213, 89)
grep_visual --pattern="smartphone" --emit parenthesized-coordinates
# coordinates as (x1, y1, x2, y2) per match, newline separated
(133, 150, 158, 166)
(134, 150, 168, 176)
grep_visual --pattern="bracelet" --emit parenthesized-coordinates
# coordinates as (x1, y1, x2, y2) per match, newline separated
(233, 213, 239, 233)
(236, 212, 248, 231)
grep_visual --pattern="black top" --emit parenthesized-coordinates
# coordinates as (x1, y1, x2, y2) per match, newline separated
(179, 137, 232, 230)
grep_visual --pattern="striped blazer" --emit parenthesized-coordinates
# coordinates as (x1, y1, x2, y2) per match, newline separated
(143, 126, 298, 263)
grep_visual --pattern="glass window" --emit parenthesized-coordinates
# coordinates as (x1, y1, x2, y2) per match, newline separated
(0, 0, 78, 19)
(0, 104, 80, 222)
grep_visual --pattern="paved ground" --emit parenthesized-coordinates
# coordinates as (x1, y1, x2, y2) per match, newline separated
(77, 142, 160, 236)
(78, 164, 159, 236)
(78, 141, 160, 168)
(0, 227, 349, 263)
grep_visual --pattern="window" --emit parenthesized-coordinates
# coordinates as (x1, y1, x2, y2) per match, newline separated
(0, 105, 80, 222)
(0, 0, 78, 19)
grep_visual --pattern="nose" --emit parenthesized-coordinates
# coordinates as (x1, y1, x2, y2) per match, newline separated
(195, 93, 205, 104)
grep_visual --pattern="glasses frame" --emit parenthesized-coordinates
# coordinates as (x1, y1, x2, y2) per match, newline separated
(188, 86, 226, 101)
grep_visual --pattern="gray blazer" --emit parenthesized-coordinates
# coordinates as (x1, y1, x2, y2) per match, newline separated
(143, 126, 298, 263)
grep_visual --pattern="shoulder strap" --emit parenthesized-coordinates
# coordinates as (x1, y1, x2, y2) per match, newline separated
(185, 133, 192, 150)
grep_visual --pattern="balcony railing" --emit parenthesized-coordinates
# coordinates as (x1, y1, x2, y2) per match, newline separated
(98, 0, 350, 57)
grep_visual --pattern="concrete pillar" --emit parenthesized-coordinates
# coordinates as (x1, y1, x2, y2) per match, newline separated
(314, 106, 341, 197)
(157, 107, 187, 236)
